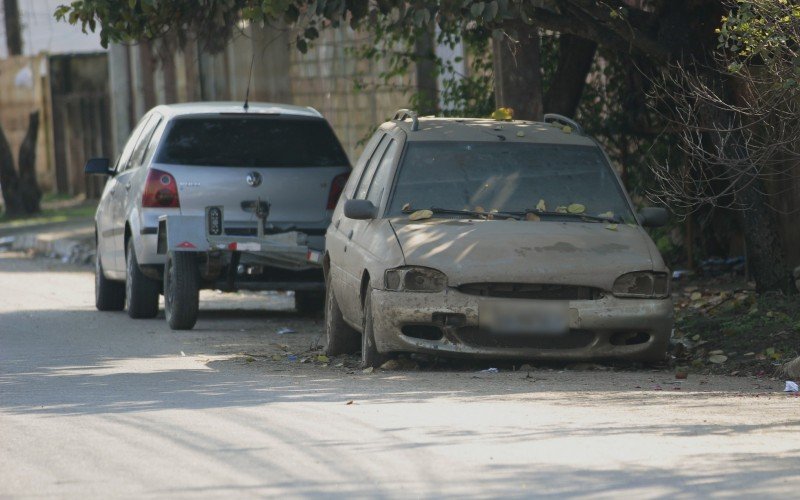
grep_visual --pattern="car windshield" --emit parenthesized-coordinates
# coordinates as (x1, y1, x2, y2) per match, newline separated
(387, 142, 634, 221)
(155, 116, 349, 167)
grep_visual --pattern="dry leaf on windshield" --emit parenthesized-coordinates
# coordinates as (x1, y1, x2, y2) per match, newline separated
(402, 203, 411, 211)
(474, 206, 485, 213)
(525, 213, 541, 222)
(555, 205, 567, 213)
(598, 211, 614, 219)
(567, 203, 585, 214)
(562, 125, 573, 134)
(409, 209, 433, 221)
(536, 199, 546, 211)
(605, 224, 618, 231)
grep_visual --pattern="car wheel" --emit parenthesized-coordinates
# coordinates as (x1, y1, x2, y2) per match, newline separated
(125, 239, 159, 319)
(324, 276, 359, 356)
(361, 289, 388, 368)
(164, 250, 199, 330)
(95, 247, 125, 311)
(295, 290, 324, 314)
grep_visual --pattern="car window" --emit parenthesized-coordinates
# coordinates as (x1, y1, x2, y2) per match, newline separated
(366, 140, 399, 207)
(115, 114, 152, 172)
(156, 115, 349, 167)
(128, 114, 163, 170)
(387, 142, 635, 222)
(354, 136, 390, 200)
(344, 132, 384, 199)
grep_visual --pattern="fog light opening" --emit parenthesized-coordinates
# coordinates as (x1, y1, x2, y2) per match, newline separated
(609, 332, 651, 346)
(401, 325, 444, 341)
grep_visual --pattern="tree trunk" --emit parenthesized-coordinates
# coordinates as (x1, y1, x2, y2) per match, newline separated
(492, 22, 543, 121)
(2, 0, 22, 56)
(0, 123, 23, 216)
(17, 111, 41, 214)
(414, 26, 438, 116)
(543, 34, 597, 118)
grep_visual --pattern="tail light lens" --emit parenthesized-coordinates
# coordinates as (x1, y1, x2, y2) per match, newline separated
(142, 168, 180, 208)
(327, 173, 349, 210)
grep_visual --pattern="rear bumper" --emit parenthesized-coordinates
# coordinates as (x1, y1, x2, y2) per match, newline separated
(370, 289, 673, 362)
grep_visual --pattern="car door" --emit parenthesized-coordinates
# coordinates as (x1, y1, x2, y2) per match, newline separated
(328, 132, 387, 326)
(338, 136, 399, 325)
(109, 113, 161, 272)
(97, 114, 151, 278)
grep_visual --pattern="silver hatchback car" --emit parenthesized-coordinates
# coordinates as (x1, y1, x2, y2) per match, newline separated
(324, 111, 673, 367)
(87, 102, 350, 318)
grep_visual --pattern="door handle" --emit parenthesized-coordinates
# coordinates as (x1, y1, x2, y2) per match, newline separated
(347, 229, 354, 240)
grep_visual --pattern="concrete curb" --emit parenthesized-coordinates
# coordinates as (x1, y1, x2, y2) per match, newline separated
(3, 224, 95, 264)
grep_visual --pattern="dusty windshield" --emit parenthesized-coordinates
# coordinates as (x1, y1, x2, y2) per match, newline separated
(387, 142, 634, 222)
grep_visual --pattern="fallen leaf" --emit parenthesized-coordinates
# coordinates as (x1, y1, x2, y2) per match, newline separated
(567, 203, 585, 214)
(709, 349, 724, 355)
(402, 202, 411, 211)
(346, 400, 354, 405)
(555, 205, 567, 213)
(525, 213, 540, 221)
(562, 125, 573, 134)
(709, 354, 728, 364)
(605, 224, 618, 231)
(516, 131, 525, 137)
(491, 107, 514, 121)
(362, 367, 374, 374)
(271, 354, 282, 361)
(597, 211, 614, 219)
(690, 292, 702, 301)
(316, 355, 330, 363)
(409, 209, 433, 221)
(536, 199, 546, 211)
(474, 206, 485, 213)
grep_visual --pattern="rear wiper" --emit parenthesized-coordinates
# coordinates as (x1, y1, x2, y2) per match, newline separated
(402, 207, 520, 220)
(515, 210, 621, 224)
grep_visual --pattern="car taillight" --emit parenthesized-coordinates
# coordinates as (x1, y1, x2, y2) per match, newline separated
(142, 169, 180, 208)
(327, 172, 349, 210)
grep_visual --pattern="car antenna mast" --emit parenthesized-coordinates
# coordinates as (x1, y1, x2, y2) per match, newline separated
(243, 52, 255, 112)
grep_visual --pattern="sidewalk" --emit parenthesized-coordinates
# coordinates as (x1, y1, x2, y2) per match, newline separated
(0, 218, 95, 264)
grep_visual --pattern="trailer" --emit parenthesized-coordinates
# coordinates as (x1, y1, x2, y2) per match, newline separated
(156, 202, 324, 330)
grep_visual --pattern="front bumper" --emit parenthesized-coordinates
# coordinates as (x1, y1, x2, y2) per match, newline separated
(370, 288, 673, 362)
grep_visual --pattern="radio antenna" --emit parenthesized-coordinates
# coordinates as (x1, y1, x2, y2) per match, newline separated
(243, 52, 255, 111)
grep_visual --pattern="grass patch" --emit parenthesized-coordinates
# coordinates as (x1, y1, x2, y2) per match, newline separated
(0, 203, 96, 228)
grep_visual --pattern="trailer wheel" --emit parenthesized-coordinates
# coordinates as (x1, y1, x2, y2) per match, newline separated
(164, 251, 199, 330)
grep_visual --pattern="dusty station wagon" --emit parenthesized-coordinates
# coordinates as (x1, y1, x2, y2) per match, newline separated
(324, 110, 673, 367)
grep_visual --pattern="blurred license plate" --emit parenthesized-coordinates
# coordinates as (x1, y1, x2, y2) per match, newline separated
(479, 301, 568, 335)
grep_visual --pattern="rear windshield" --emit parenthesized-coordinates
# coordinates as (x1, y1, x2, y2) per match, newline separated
(387, 142, 634, 221)
(155, 115, 349, 167)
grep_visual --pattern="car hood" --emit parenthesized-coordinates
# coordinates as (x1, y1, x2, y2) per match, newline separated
(389, 218, 659, 290)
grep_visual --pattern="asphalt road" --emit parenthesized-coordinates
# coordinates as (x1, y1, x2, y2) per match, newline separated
(1, 252, 799, 498)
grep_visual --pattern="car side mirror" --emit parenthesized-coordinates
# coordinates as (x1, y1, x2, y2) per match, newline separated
(344, 199, 377, 220)
(84, 158, 112, 176)
(638, 207, 668, 228)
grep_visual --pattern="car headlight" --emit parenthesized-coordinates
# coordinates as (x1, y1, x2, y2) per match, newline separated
(384, 267, 447, 292)
(613, 271, 670, 298)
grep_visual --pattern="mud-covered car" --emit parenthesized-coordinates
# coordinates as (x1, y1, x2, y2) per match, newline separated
(323, 110, 673, 367)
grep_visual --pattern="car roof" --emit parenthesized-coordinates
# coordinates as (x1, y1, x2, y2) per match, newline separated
(385, 117, 597, 147)
(151, 101, 323, 119)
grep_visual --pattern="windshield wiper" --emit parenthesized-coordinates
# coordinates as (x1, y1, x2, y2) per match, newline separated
(514, 210, 621, 224)
(402, 207, 520, 220)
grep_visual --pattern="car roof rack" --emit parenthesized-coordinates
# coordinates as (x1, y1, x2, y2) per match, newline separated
(393, 108, 419, 131)
(543, 113, 584, 135)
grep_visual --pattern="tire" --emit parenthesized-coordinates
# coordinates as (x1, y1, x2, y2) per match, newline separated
(361, 290, 389, 368)
(95, 247, 125, 311)
(324, 275, 359, 356)
(295, 290, 325, 314)
(125, 239, 159, 319)
(164, 251, 199, 330)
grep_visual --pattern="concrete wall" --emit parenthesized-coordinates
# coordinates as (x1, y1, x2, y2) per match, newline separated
(0, 54, 54, 191)
(109, 24, 413, 163)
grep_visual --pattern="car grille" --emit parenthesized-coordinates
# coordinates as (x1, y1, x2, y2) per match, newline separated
(456, 327, 595, 349)
(458, 283, 602, 300)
